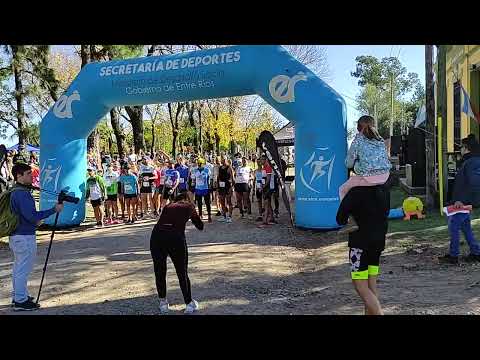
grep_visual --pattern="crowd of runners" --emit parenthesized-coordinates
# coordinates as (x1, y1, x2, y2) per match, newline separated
(84, 148, 288, 228)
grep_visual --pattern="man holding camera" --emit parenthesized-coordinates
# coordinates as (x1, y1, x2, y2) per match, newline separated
(9, 162, 64, 311)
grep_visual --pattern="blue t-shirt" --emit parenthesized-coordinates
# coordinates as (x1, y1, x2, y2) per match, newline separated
(164, 168, 180, 188)
(232, 158, 241, 170)
(119, 174, 138, 195)
(10, 188, 56, 235)
(176, 165, 189, 190)
(194, 167, 210, 196)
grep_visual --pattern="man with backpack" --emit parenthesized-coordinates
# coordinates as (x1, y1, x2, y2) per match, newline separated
(0, 162, 63, 311)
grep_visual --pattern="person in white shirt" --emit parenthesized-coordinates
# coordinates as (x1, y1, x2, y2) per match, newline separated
(234, 157, 253, 219)
(204, 158, 214, 203)
(212, 156, 221, 216)
(128, 148, 137, 164)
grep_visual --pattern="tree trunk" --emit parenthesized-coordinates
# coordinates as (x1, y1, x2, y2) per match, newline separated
(83, 45, 100, 159)
(110, 108, 125, 158)
(214, 130, 221, 156)
(80, 45, 89, 67)
(125, 106, 145, 154)
(11, 46, 26, 151)
(172, 130, 178, 158)
(389, 73, 394, 137)
(186, 102, 198, 149)
(108, 136, 113, 155)
(197, 108, 203, 153)
(437, 45, 449, 209)
(151, 118, 156, 156)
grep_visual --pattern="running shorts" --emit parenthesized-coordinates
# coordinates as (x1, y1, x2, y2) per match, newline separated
(91, 199, 103, 208)
(234, 183, 249, 193)
(349, 248, 381, 280)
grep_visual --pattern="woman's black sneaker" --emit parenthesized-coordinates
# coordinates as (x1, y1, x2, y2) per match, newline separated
(13, 299, 40, 311)
(438, 254, 459, 264)
(216, 211, 221, 216)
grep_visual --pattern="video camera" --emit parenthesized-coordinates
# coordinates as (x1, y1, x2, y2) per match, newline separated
(57, 190, 80, 204)
(31, 186, 80, 204)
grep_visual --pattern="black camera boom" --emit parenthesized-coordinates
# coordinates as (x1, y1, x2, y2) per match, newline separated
(58, 190, 80, 204)
(30, 186, 79, 204)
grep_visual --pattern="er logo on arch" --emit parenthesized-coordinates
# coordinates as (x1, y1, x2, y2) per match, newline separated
(53, 90, 81, 119)
(269, 72, 307, 104)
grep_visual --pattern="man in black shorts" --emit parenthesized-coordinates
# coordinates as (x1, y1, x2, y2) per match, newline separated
(336, 183, 390, 315)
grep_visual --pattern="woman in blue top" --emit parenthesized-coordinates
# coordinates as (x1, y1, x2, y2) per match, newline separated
(193, 158, 212, 223)
(119, 164, 139, 224)
(162, 160, 180, 207)
(174, 155, 190, 194)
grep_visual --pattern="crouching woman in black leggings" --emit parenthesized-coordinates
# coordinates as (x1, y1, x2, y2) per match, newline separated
(150, 192, 204, 314)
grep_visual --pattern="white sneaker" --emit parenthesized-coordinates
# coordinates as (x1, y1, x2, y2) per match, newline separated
(226, 217, 232, 223)
(217, 217, 227, 222)
(184, 299, 199, 314)
(159, 298, 169, 314)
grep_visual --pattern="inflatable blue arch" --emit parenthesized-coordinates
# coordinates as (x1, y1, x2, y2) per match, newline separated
(39, 45, 347, 229)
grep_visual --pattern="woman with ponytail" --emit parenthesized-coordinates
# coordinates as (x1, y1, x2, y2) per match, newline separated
(338, 115, 392, 233)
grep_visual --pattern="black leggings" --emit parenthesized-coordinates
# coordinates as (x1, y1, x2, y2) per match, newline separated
(150, 230, 192, 304)
(195, 194, 211, 217)
(273, 191, 279, 213)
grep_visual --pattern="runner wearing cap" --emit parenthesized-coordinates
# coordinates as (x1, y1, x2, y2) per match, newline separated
(234, 157, 253, 219)
(175, 155, 190, 196)
(119, 164, 139, 224)
(104, 162, 120, 225)
(192, 158, 212, 223)
(139, 156, 157, 218)
(162, 160, 180, 207)
(86, 166, 107, 227)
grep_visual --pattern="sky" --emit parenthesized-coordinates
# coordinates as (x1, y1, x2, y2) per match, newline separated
(323, 45, 425, 128)
(3, 45, 425, 147)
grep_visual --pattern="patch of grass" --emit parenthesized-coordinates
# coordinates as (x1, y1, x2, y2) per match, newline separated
(387, 186, 480, 234)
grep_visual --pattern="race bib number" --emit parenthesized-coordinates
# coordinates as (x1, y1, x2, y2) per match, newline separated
(165, 179, 173, 186)
(262, 179, 266, 184)
(219, 181, 225, 188)
(179, 178, 185, 184)
(196, 178, 205, 187)
(90, 185, 101, 200)
(124, 183, 133, 192)
(256, 182, 263, 189)
(143, 181, 150, 188)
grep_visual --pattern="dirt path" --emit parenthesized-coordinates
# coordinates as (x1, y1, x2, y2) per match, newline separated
(1, 204, 480, 315)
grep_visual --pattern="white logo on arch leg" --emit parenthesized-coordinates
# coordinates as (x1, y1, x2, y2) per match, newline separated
(53, 90, 80, 119)
(269, 72, 307, 103)
(299, 148, 335, 194)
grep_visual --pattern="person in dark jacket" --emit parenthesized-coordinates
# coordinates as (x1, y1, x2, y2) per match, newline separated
(439, 135, 480, 264)
(336, 183, 390, 315)
(150, 192, 204, 314)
